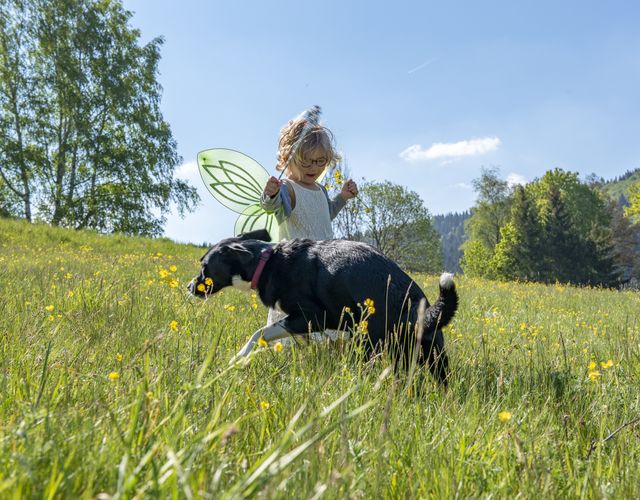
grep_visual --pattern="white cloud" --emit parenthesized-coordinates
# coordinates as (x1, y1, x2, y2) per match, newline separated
(400, 137, 501, 162)
(176, 160, 198, 179)
(454, 182, 473, 190)
(506, 173, 527, 187)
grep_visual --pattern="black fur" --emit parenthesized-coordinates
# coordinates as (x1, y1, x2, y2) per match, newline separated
(188, 229, 458, 385)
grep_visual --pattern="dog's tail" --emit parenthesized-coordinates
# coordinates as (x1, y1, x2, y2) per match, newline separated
(423, 273, 458, 330)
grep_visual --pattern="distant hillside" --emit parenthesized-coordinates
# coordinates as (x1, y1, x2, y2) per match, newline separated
(600, 168, 640, 206)
(432, 211, 471, 273)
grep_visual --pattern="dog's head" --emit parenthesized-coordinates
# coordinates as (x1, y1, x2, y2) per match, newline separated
(187, 229, 271, 298)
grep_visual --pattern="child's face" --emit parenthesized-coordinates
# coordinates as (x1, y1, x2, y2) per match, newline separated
(288, 148, 329, 186)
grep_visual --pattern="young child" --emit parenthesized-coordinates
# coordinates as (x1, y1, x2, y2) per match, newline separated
(260, 113, 358, 329)
(260, 116, 358, 240)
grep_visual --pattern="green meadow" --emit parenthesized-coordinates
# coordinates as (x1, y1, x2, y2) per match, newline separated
(1, 216, 639, 498)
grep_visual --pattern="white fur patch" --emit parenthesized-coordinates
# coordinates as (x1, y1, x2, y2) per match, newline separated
(439, 272, 455, 289)
(231, 275, 252, 291)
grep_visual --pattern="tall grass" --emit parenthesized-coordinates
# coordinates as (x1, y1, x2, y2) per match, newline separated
(1, 217, 639, 498)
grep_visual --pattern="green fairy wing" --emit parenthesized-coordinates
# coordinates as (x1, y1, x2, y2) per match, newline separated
(197, 148, 269, 214)
(234, 204, 280, 241)
(197, 148, 279, 239)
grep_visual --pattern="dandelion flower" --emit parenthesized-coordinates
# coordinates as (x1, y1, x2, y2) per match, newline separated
(258, 337, 267, 348)
(498, 411, 512, 421)
(260, 400, 270, 410)
(169, 265, 177, 272)
(205, 277, 214, 286)
(159, 269, 169, 278)
(45, 305, 54, 312)
(108, 371, 119, 381)
(274, 341, 284, 353)
(116, 353, 123, 362)
(170, 320, 179, 332)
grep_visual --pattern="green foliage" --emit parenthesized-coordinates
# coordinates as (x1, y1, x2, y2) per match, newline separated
(2, 217, 640, 497)
(332, 179, 443, 272)
(0, 0, 198, 235)
(625, 181, 640, 220)
(465, 167, 512, 248)
(463, 168, 622, 286)
(460, 239, 495, 278)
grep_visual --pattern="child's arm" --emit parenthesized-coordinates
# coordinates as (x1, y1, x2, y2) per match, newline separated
(326, 179, 358, 220)
(261, 177, 295, 221)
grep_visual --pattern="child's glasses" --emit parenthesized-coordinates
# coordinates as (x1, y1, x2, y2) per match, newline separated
(299, 157, 328, 168)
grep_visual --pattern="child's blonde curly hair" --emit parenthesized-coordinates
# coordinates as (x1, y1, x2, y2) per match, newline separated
(276, 118, 342, 171)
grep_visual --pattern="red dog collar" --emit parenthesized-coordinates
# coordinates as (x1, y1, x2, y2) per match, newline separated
(251, 247, 273, 289)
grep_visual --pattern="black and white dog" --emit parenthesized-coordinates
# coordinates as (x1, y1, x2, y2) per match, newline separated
(188, 230, 458, 385)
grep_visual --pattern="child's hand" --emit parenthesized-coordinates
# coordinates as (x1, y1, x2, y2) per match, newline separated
(264, 176, 282, 198)
(340, 179, 359, 200)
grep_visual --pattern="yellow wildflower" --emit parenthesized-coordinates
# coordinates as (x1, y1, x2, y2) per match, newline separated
(258, 337, 267, 347)
(358, 320, 369, 335)
(274, 341, 284, 353)
(588, 361, 597, 371)
(197, 283, 206, 292)
(159, 269, 169, 278)
(588, 371, 600, 381)
(168, 279, 179, 288)
(169, 265, 177, 272)
(108, 371, 119, 381)
(600, 359, 613, 369)
(170, 320, 179, 332)
(498, 411, 512, 421)
(116, 353, 123, 362)
(205, 277, 214, 286)
(260, 401, 270, 410)
(45, 305, 54, 312)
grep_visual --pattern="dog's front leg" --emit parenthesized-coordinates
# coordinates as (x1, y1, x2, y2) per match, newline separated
(231, 320, 290, 361)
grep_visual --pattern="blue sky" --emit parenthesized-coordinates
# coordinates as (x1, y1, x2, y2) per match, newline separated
(123, 0, 640, 245)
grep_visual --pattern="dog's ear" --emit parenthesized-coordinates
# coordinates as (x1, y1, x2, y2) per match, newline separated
(239, 229, 271, 242)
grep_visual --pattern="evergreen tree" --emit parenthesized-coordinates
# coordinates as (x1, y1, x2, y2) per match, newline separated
(542, 186, 581, 283)
(607, 201, 640, 283)
(506, 186, 543, 280)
